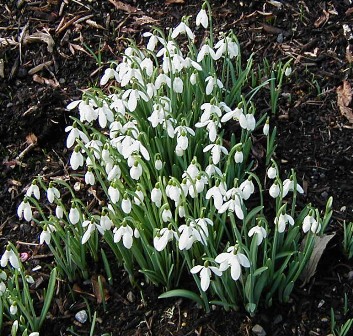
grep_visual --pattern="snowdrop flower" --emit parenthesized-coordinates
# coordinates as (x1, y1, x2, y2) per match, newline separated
(234, 145, 244, 163)
(191, 262, 221, 291)
(285, 66, 292, 76)
(26, 181, 40, 200)
(197, 44, 217, 62)
(155, 73, 172, 89)
(239, 178, 255, 200)
(100, 67, 117, 86)
(269, 181, 280, 198)
(275, 212, 294, 233)
(248, 225, 267, 245)
(218, 192, 244, 220)
(162, 206, 173, 222)
(263, 117, 270, 136)
(205, 161, 222, 177)
(171, 22, 195, 40)
(69, 205, 80, 225)
(173, 77, 184, 93)
(178, 224, 200, 250)
(113, 222, 135, 249)
(151, 183, 163, 208)
(121, 195, 132, 214)
(40, 226, 51, 245)
(196, 7, 208, 28)
(17, 198, 32, 222)
(108, 182, 120, 204)
(200, 102, 222, 123)
(140, 57, 154, 77)
(190, 72, 197, 85)
(215, 246, 250, 281)
(215, 37, 239, 59)
(0, 281, 6, 295)
(239, 113, 256, 131)
(303, 212, 321, 234)
(282, 178, 304, 197)
(10, 302, 18, 315)
(175, 125, 195, 151)
(133, 186, 144, 205)
(203, 143, 228, 165)
(55, 205, 64, 219)
(81, 219, 98, 244)
(1, 246, 20, 269)
(97, 104, 114, 129)
(155, 157, 163, 170)
(206, 180, 226, 210)
(70, 146, 84, 170)
(29, 332, 40, 336)
(205, 76, 223, 95)
(122, 87, 149, 112)
(221, 106, 243, 123)
(267, 166, 277, 179)
(196, 118, 220, 142)
(194, 217, 214, 243)
(130, 161, 143, 180)
(85, 168, 95, 185)
(143, 32, 162, 51)
(47, 183, 60, 203)
(154, 227, 177, 251)
(99, 211, 113, 232)
(166, 181, 181, 203)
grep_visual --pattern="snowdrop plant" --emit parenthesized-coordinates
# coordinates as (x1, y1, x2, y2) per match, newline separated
(19, 1, 332, 314)
(0, 243, 56, 335)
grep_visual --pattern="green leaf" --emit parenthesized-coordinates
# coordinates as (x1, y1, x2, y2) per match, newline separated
(159, 289, 204, 307)
(282, 281, 294, 302)
(245, 303, 257, 315)
(253, 266, 268, 277)
(39, 267, 57, 328)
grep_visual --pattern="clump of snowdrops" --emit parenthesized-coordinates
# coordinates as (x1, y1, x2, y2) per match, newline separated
(12, 1, 333, 315)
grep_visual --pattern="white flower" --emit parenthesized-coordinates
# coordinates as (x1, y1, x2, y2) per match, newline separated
(10, 303, 17, 315)
(196, 8, 208, 28)
(285, 66, 292, 76)
(99, 213, 113, 232)
(114, 224, 134, 249)
(173, 77, 183, 93)
(151, 185, 163, 208)
(122, 88, 149, 112)
(203, 143, 228, 165)
(197, 44, 217, 62)
(55, 205, 64, 219)
(29, 332, 40, 336)
(0, 282, 6, 295)
(196, 119, 220, 142)
(218, 194, 244, 220)
(239, 113, 256, 131)
(263, 119, 270, 135)
(1, 248, 20, 269)
(215, 246, 250, 281)
(267, 166, 277, 179)
(40, 228, 51, 245)
(239, 179, 255, 200)
(171, 22, 195, 40)
(178, 224, 200, 250)
(130, 162, 143, 180)
(26, 183, 40, 200)
(234, 150, 243, 163)
(214, 37, 239, 59)
(85, 169, 95, 185)
(143, 32, 161, 51)
(155, 159, 163, 170)
(69, 206, 80, 224)
(221, 107, 242, 123)
(269, 182, 280, 198)
(17, 199, 32, 222)
(47, 185, 60, 203)
(108, 184, 120, 204)
(154, 227, 176, 251)
(282, 178, 304, 197)
(133, 188, 144, 205)
(70, 148, 84, 170)
(100, 68, 116, 86)
(190, 73, 197, 85)
(162, 207, 172, 222)
(275, 213, 294, 233)
(248, 225, 267, 245)
(205, 76, 223, 95)
(206, 182, 226, 210)
(121, 196, 132, 214)
(303, 214, 321, 234)
(191, 264, 221, 291)
(82, 219, 97, 244)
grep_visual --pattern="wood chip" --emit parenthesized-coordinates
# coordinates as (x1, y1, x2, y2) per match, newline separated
(108, 0, 142, 13)
(165, 0, 184, 4)
(32, 74, 60, 88)
(314, 10, 330, 28)
(28, 60, 53, 75)
(337, 80, 353, 123)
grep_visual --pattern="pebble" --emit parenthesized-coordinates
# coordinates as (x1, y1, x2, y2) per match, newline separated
(252, 324, 266, 336)
(75, 310, 88, 324)
(127, 291, 135, 303)
(273, 314, 283, 325)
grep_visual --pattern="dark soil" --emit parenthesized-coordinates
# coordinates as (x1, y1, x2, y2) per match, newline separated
(1, 0, 353, 335)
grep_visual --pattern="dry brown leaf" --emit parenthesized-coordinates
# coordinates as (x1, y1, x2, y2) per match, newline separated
(300, 234, 335, 285)
(165, 0, 184, 4)
(86, 19, 105, 30)
(261, 23, 283, 35)
(314, 10, 329, 28)
(24, 31, 55, 53)
(337, 80, 353, 123)
(26, 133, 38, 145)
(133, 15, 160, 25)
(32, 74, 60, 88)
(108, 0, 141, 13)
(91, 275, 110, 304)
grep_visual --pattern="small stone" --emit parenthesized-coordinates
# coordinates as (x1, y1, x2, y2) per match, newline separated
(75, 310, 87, 324)
(252, 324, 266, 336)
(348, 270, 353, 280)
(273, 314, 283, 325)
(127, 291, 135, 303)
(318, 299, 325, 308)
